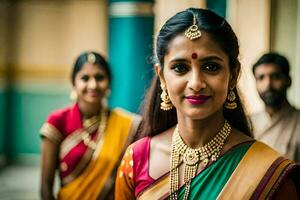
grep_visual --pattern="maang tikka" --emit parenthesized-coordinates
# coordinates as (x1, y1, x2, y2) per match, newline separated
(185, 15, 202, 40)
(87, 52, 96, 64)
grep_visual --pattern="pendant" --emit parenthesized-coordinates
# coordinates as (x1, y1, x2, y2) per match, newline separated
(202, 158, 209, 167)
(183, 149, 199, 166)
(211, 154, 217, 161)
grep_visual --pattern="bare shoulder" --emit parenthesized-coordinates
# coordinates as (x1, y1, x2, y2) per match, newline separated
(151, 128, 174, 155)
(149, 128, 174, 179)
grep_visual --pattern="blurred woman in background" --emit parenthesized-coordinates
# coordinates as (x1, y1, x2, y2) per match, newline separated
(40, 51, 141, 200)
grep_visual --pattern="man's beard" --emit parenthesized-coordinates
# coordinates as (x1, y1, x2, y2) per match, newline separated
(259, 88, 287, 108)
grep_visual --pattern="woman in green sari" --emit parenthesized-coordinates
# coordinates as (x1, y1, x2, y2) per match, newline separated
(115, 8, 300, 199)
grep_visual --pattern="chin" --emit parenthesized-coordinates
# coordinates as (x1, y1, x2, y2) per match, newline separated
(184, 105, 222, 120)
(184, 109, 211, 120)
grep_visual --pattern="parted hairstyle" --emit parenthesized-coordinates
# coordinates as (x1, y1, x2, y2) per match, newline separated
(140, 8, 252, 137)
(71, 51, 112, 85)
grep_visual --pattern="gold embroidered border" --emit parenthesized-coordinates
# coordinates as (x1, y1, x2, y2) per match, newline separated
(217, 141, 281, 199)
(138, 175, 169, 200)
(92, 122, 107, 159)
(61, 146, 94, 185)
(40, 123, 63, 144)
(60, 123, 99, 159)
(60, 119, 102, 184)
(59, 129, 83, 159)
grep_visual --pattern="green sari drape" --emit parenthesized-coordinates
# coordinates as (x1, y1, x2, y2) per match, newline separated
(178, 143, 251, 199)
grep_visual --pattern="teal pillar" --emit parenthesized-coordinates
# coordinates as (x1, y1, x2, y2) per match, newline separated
(108, 0, 154, 113)
(0, 85, 7, 165)
(207, 0, 227, 18)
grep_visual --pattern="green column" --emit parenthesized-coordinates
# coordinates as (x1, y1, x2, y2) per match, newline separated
(108, 0, 154, 113)
(207, 0, 227, 18)
(0, 83, 7, 165)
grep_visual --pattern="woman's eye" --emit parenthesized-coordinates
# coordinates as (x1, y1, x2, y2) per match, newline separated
(171, 63, 188, 74)
(202, 63, 220, 72)
(95, 74, 106, 81)
(81, 75, 89, 82)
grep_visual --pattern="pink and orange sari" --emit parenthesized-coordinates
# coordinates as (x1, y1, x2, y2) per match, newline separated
(115, 137, 300, 199)
(40, 103, 141, 199)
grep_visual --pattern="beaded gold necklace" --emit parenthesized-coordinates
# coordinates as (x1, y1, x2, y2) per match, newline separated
(81, 109, 108, 150)
(170, 120, 231, 200)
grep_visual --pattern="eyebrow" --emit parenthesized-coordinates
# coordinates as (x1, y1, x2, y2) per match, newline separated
(255, 71, 284, 77)
(199, 56, 224, 62)
(169, 58, 188, 63)
(169, 55, 224, 63)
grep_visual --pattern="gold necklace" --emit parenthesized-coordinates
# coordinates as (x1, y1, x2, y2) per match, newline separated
(81, 109, 108, 150)
(170, 120, 231, 200)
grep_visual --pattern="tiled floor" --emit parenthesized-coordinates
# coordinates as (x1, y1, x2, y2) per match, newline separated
(0, 165, 40, 200)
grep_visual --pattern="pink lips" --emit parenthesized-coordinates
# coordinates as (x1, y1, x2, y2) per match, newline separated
(186, 95, 210, 105)
(87, 91, 100, 97)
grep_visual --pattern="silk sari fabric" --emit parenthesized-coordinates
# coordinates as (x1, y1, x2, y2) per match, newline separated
(115, 137, 300, 200)
(41, 103, 141, 199)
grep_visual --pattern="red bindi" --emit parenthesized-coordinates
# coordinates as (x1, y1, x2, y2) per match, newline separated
(191, 53, 198, 59)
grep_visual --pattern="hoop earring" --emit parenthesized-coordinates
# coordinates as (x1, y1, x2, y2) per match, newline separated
(70, 89, 77, 101)
(102, 89, 110, 108)
(224, 89, 237, 109)
(160, 87, 173, 111)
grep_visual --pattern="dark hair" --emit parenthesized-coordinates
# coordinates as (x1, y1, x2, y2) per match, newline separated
(141, 8, 252, 137)
(71, 51, 111, 85)
(252, 52, 290, 78)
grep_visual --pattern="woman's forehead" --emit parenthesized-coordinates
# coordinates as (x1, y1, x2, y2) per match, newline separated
(165, 33, 228, 61)
(77, 63, 105, 74)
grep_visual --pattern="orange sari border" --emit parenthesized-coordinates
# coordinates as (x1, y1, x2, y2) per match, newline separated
(137, 175, 169, 200)
(99, 112, 142, 199)
(217, 141, 282, 199)
(40, 123, 63, 144)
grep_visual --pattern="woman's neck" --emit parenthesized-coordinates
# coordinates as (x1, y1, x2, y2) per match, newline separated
(176, 110, 225, 148)
(77, 101, 101, 118)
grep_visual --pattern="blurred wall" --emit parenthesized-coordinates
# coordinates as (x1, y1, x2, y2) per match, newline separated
(2, 0, 108, 163)
(0, 0, 9, 166)
(227, 0, 271, 114)
(154, 0, 206, 34)
(271, 0, 300, 107)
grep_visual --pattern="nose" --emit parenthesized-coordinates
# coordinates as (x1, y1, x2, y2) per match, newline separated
(187, 70, 206, 92)
(262, 75, 272, 91)
(88, 78, 97, 89)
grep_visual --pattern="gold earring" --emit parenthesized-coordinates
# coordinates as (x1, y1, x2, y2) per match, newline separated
(224, 89, 237, 109)
(70, 89, 77, 101)
(160, 86, 173, 111)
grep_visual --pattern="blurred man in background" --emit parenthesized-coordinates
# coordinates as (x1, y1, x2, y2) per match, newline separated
(251, 52, 300, 162)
